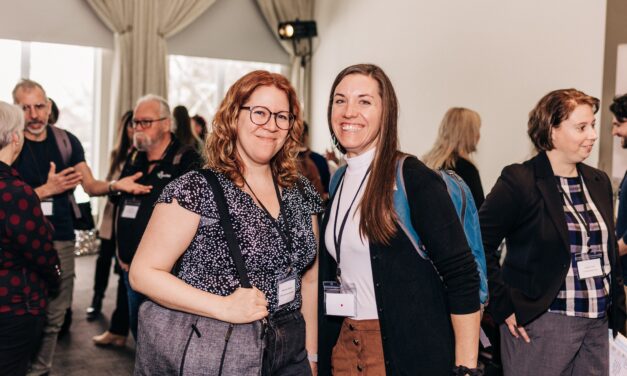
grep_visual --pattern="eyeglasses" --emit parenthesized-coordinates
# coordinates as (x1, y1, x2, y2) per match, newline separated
(21, 103, 47, 113)
(132, 117, 167, 129)
(240, 106, 294, 130)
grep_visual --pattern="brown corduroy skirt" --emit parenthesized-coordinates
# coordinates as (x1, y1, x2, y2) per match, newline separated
(331, 318, 385, 375)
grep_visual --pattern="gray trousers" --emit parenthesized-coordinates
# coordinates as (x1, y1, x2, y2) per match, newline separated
(500, 311, 608, 376)
(27, 240, 75, 376)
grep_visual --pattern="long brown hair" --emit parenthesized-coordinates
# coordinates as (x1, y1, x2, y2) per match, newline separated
(204, 70, 302, 187)
(423, 107, 481, 170)
(107, 110, 133, 179)
(328, 64, 401, 245)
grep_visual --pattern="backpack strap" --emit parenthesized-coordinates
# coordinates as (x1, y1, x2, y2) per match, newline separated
(49, 125, 82, 219)
(328, 165, 347, 200)
(197, 169, 251, 288)
(49, 124, 72, 166)
(394, 155, 429, 260)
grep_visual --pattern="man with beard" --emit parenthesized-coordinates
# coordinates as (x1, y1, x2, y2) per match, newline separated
(113, 94, 201, 340)
(11, 79, 150, 376)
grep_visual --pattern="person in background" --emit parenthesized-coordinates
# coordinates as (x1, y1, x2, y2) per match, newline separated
(423, 107, 485, 208)
(173, 105, 202, 152)
(114, 95, 201, 340)
(11, 79, 150, 376)
(87, 110, 134, 347)
(317, 64, 481, 375)
(130, 71, 322, 375)
(480, 89, 626, 375)
(191, 114, 208, 143)
(610, 94, 627, 258)
(303, 122, 331, 196)
(0, 100, 61, 376)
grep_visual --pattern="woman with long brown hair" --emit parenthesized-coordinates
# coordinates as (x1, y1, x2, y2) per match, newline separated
(130, 70, 322, 375)
(317, 64, 481, 375)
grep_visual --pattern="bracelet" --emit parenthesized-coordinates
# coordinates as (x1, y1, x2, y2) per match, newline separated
(108, 180, 117, 193)
(307, 353, 318, 363)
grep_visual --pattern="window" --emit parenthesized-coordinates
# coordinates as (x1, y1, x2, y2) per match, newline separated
(0, 38, 101, 202)
(168, 55, 287, 130)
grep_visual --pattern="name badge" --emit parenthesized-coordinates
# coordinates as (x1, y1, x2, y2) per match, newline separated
(577, 258, 604, 279)
(277, 275, 296, 306)
(121, 200, 140, 219)
(41, 200, 53, 216)
(323, 281, 357, 317)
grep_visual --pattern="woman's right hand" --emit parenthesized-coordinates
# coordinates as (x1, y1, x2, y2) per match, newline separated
(218, 287, 269, 324)
(505, 313, 530, 343)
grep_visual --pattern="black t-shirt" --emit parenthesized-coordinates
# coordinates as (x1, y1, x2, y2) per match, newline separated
(115, 138, 201, 264)
(451, 156, 485, 209)
(12, 127, 86, 241)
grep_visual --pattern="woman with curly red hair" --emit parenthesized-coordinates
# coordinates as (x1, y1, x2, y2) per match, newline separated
(130, 70, 322, 375)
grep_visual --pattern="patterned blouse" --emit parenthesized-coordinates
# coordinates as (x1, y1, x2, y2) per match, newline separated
(157, 170, 323, 314)
(0, 162, 59, 317)
(549, 176, 610, 318)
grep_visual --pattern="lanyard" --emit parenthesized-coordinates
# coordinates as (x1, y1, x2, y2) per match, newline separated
(242, 174, 294, 259)
(332, 166, 372, 281)
(557, 175, 592, 242)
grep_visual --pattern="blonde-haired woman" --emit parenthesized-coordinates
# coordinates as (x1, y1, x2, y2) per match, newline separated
(423, 107, 484, 208)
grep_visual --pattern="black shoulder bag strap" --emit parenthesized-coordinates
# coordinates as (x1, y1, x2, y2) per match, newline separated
(198, 169, 252, 288)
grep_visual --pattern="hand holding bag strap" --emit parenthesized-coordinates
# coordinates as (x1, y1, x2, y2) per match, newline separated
(198, 169, 252, 288)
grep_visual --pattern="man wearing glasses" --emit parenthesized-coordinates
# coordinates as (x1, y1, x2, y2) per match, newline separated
(113, 94, 201, 341)
(11, 79, 151, 376)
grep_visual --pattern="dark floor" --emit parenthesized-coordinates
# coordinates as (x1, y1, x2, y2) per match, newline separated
(51, 254, 135, 375)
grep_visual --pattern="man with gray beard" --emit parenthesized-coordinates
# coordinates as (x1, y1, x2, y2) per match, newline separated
(113, 94, 201, 340)
(11, 79, 150, 376)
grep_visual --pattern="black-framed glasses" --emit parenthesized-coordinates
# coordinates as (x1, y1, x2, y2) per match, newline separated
(132, 117, 167, 129)
(240, 106, 294, 130)
(21, 103, 47, 113)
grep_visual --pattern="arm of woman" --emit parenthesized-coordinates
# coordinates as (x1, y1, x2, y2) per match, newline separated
(404, 158, 480, 367)
(301, 215, 319, 374)
(129, 199, 268, 324)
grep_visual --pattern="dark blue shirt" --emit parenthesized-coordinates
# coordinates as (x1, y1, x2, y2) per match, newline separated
(309, 151, 330, 194)
(12, 127, 85, 241)
(617, 172, 627, 282)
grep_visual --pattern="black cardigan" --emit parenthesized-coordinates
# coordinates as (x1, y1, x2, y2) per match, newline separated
(479, 151, 626, 334)
(317, 156, 480, 376)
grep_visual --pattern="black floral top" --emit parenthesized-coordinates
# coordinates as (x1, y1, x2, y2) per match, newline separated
(0, 162, 59, 317)
(157, 170, 323, 313)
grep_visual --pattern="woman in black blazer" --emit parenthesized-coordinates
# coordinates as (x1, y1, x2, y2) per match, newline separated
(480, 89, 626, 375)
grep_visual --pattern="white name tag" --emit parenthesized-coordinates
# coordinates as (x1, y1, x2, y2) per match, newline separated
(121, 203, 139, 219)
(577, 258, 604, 279)
(41, 200, 53, 216)
(277, 276, 296, 306)
(324, 292, 356, 317)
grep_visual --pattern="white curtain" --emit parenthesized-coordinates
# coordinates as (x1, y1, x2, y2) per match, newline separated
(255, 0, 314, 121)
(86, 0, 216, 121)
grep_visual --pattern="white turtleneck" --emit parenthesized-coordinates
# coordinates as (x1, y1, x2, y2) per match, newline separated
(325, 148, 378, 320)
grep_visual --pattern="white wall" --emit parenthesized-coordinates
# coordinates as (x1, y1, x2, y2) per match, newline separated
(310, 0, 607, 190)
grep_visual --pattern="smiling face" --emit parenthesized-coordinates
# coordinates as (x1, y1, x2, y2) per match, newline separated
(14, 87, 51, 138)
(331, 74, 383, 158)
(612, 116, 627, 149)
(235, 85, 290, 169)
(551, 104, 597, 164)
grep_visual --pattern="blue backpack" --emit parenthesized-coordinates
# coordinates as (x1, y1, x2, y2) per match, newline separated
(329, 155, 489, 304)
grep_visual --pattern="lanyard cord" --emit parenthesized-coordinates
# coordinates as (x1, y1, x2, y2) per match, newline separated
(332, 166, 372, 280)
(242, 174, 293, 255)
